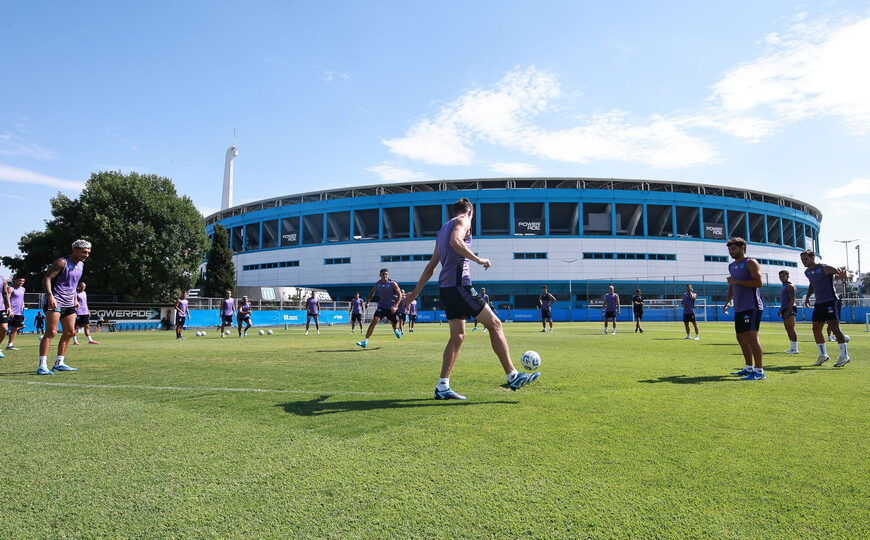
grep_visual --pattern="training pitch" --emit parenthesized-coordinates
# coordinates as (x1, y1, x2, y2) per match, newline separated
(1, 322, 867, 538)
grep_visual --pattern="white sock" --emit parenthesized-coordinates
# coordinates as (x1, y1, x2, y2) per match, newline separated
(88, 336, 96, 342)
(791, 341, 799, 350)
(818, 343, 827, 355)
(39, 356, 48, 370)
(745, 364, 752, 370)
(507, 370, 519, 383)
(54, 355, 65, 366)
(840, 343, 848, 355)
(73, 337, 79, 344)
(437, 378, 450, 391)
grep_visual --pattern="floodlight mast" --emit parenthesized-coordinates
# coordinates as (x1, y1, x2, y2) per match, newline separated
(221, 130, 239, 210)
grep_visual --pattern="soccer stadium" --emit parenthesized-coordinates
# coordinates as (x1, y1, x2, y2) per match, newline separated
(205, 177, 822, 316)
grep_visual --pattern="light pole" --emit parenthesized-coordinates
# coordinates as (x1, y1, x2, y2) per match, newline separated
(835, 239, 858, 298)
(563, 258, 578, 322)
(857, 244, 863, 295)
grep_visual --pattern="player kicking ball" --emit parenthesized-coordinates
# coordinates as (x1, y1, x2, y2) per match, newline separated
(356, 269, 403, 348)
(404, 198, 539, 400)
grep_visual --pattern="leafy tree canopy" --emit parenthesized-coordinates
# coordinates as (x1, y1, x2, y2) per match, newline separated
(203, 224, 236, 298)
(2, 170, 209, 302)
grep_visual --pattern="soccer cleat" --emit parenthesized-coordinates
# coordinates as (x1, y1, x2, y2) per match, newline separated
(603, 329, 608, 334)
(549, 329, 553, 333)
(53, 364, 77, 372)
(36, 367, 53, 375)
(356, 340, 366, 348)
(634, 328, 638, 333)
(472, 327, 477, 332)
(540, 329, 546, 333)
(316, 330, 320, 335)
(0, 351, 4, 358)
(5, 345, 19, 351)
(813, 355, 830, 366)
(828, 335, 836, 342)
(434, 387, 467, 400)
(731, 366, 753, 376)
(639, 328, 644, 333)
(304, 331, 309, 335)
(88, 340, 100, 345)
(394, 329, 401, 339)
(508, 371, 540, 390)
(72, 342, 79, 346)
(611, 331, 616, 335)
(481, 328, 486, 333)
(682, 335, 691, 340)
(834, 355, 850, 368)
(741, 371, 766, 380)
(784, 349, 799, 354)
(694, 336, 700, 340)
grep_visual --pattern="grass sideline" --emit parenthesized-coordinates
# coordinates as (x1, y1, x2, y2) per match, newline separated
(1, 322, 867, 538)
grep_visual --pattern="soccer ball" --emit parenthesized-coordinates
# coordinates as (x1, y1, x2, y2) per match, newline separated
(201, 331, 207, 336)
(224, 330, 231, 336)
(195, 331, 201, 337)
(259, 330, 265, 335)
(521, 350, 541, 371)
(267, 329, 273, 335)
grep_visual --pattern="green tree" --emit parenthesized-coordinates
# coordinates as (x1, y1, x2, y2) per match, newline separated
(2, 171, 209, 302)
(203, 224, 236, 298)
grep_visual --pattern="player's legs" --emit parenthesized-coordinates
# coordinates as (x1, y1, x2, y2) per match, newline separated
(364, 316, 380, 340)
(176, 318, 183, 338)
(827, 319, 846, 343)
(313, 315, 319, 331)
(56, 314, 77, 358)
(736, 331, 763, 369)
(547, 315, 553, 330)
(782, 315, 797, 342)
(691, 320, 699, 336)
(811, 320, 825, 344)
(440, 319, 466, 378)
(475, 306, 515, 375)
(610, 316, 616, 332)
(0, 322, 7, 347)
(683, 320, 690, 335)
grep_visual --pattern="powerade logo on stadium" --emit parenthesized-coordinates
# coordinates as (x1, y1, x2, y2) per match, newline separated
(705, 223, 725, 240)
(282, 233, 297, 242)
(515, 220, 542, 235)
(93, 308, 160, 320)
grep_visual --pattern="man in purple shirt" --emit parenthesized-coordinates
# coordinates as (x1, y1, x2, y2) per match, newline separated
(219, 290, 235, 337)
(538, 285, 557, 333)
(238, 295, 254, 337)
(681, 284, 700, 340)
(356, 269, 403, 347)
(801, 249, 850, 367)
(5, 277, 25, 351)
(471, 287, 490, 332)
(348, 292, 364, 334)
(396, 289, 408, 335)
(407, 297, 418, 332)
(38, 239, 91, 374)
(0, 275, 11, 359)
(305, 291, 320, 335)
(404, 198, 539, 400)
(777, 270, 799, 354)
(73, 282, 99, 345)
(175, 290, 190, 340)
(602, 286, 620, 335)
(724, 237, 765, 380)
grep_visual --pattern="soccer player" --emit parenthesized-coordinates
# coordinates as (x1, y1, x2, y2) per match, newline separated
(602, 286, 619, 335)
(5, 277, 26, 350)
(37, 239, 91, 374)
(801, 249, 850, 367)
(538, 285, 557, 333)
(238, 295, 254, 337)
(35, 311, 46, 334)
(407, 296, 418, 332)
(472, 287, 489, 332)
(632, 288, 644, 333)
(404, 197, 539, 400)
(72, 282, 99, 345)
(396, 289, 407, 335)
(0, 275, 10, 359)
(305, 291, 320, 335)
(174, 290, 190, 339)
(778, 270, 799, 354)
(349, 292, 364, 333)
(219, 290, 235, 337)
(723, 237, 765, 380)
(356, 268, 403, 348)
(682, 284, 700, 340)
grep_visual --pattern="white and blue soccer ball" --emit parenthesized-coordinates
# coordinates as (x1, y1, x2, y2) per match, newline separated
(224, 330, 231, 336)
(259, 330, 265, 335)
(201, 331, 207, 336)
(521, 350, 541, 371)
(267, 329, 273, 335)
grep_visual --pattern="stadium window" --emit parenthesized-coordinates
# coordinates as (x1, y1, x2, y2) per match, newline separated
(583, 203, 612, 236)
(262, 220, 278, 249)
(513, 252, 547, 259)
(646, 204, 673, 237)
(795, 222, 806, 249)
(326, 211, 351, 243)
(480, 203, 510, 236)
(549, 202, 580, 235)
(603, 253, 615, 259)
(245, 223, 260, 251)
(278, 260, 299, 268)
(782, 218, 796, 247)
(727, 210, 747, 240)
(616, 204, 643, 236)
(767, 216, 782, 245)
(231, 226, 244, 252)
(514, 202, 545, 236)
(703, 208, 726, 240)
(675, 206, 700, 238)
(383, 207, 410, 239)
(324, 257, 350, 265)
(243, 264, 259, 271)
(353, 208, 379, 241)
(704, 255, 727, 263)
(413, 205, 443, 238)
(302, 214, 324, 245)
(748, 213, 765, 243)
(280, 217, 299, 247)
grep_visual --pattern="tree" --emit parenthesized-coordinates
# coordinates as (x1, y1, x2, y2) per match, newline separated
(202, 224, 236, 298)
(2, 171, 209, 302)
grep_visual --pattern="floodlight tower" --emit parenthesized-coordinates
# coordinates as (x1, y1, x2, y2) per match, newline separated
(221, 130, 239, 210)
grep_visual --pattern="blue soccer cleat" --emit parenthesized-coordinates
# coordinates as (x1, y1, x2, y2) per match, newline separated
(53, 364, 78, 372)
(731, 366, 753, 376)
(434, 387, 467, 400)
(741, 371, 766, 381)
(36, 367, 53, 375)
(508, 371, 540, 390)
(356, 340, 367, 348)
(394, 329, 402, 339)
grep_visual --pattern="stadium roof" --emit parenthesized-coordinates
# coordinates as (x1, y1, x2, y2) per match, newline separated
(204, 177, 822, 225)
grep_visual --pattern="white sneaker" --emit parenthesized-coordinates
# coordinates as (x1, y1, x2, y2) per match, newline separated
(694, 335, 700, 341)
(603, 329, 608, 334)
(828, 335, 836, 342)
(316, 330, 320, 335)
(611, 331, 616, 335)
(682, 335, 691, 340)
(834, 354, 850, 367)
(784, 349, 800, 354)
(549, 329, 553, 333)
(813, 355, 830, 366)
(304, 331, 309, 335)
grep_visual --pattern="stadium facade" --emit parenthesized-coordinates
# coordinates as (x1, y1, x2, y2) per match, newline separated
(204, 178, 821, 308)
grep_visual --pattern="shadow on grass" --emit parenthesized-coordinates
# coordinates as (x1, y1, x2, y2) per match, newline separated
(0, 371, 36, 376)
(313, 348, 380, 353)
(639, 365, 808, 384)
(278, 395, 517, 416)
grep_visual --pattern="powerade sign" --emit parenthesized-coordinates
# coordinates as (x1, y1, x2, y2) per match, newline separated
(91, 307, 161, 320)
(704, 223, 725, 239)
(515, 220, 543, 235)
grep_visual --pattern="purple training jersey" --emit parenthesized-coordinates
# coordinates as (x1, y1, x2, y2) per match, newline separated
(51, 257, 84, 308)
(10, 285, 24, 315)
(779, 283, 793, 312)
(682, 293, 696, 315)
(350, 298, 363, 315)
(76, 291, 89, 316)
(540, 293, 553, 310)
(239, 301, 252, 315)
(408, 300, 417, 315)
(221, 298, 235, 316)
(375, 280, 398, 310)
(306, 297, 319, 315)
(0, 277, 7, 309)
(729, 259, 763, 312)
(604, 293, 618, 311)
(177, 298, 189, 316)
(437, 217, 472, 288)
(805, 265, 838, 304)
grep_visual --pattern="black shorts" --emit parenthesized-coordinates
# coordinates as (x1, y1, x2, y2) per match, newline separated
(812, 300, 840, 323)
(373, 307, 398, 323)
(10, 314, 25, 328)
(47, 306, 77, 318)
(176, 316, 186, 327)
(683, 313, 696, 323)
(779, 306, 798, 319)
(541, 309, 551, 319)
(239, 314, 252, 324)
(604, 310, 616, 319)
(735, 309, 763, 334)
(409, 314, 417, 321)
(351, 313, 362, 323)
(221, 315, 234, 325)
(306, 312, 318, 318)
(398, 313, 407, 322)
(76, 314, 91, 327)
(440, 286, 486, 321)
(633, 308, 643, 320)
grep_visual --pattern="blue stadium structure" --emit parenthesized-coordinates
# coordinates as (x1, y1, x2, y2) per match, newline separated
(204, 178, 821, 309)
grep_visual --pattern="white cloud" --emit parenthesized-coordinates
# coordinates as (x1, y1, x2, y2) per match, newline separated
(0, 192, 26, 200)
(824, 178, 870, 199)
(0, 164, 84, 191)
(0, 132, 55, 159)
(323, 70, 350, 82)
(365, 163, 427, 182)
(489, 162, 540, 176)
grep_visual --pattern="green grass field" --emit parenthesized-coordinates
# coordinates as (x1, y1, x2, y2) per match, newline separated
(1, 322, 867, 539)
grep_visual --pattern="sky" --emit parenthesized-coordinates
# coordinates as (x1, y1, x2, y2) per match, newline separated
(2, 1, 869, 275)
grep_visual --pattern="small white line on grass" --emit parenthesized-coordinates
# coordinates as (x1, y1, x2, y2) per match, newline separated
(0, 379, 429, 397)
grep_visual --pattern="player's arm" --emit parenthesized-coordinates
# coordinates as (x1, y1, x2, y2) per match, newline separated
(41, 258, 66, 311)
(822, 265, 848, 279)
(406, 246, 440, 305)
(615, 294, 620, 310)
(450, 216, 490, 269)
(390, 281, 402, 313)
(549, 293, 557, 305)
(787, 284, 796, 310)
(365, 285, 377, 308)
(724, 285, 733, 314)
(175, 299, 184, 316)
(804, 284, 814, 308)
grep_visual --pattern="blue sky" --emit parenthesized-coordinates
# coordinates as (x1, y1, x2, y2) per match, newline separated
(2, 1, 869, 274)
